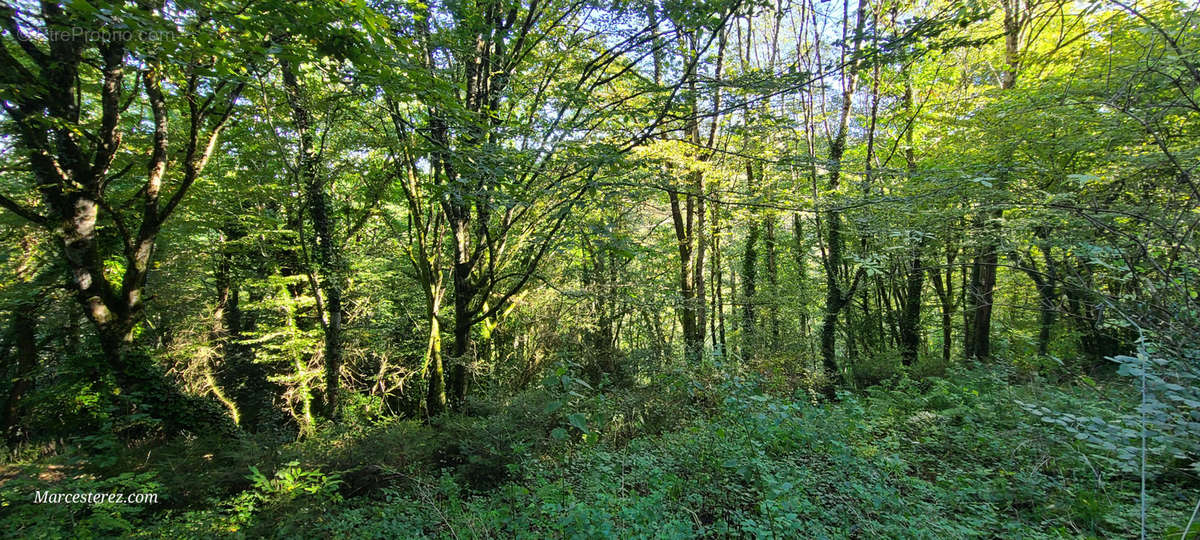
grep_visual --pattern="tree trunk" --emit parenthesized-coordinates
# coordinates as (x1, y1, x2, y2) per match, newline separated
(1035, 283, 1054, 357)
(281, 59, 345, 419)
(449, 222, 474, 409)
(1015, 245, 1057, 358)
(792, 214, 810, 343)
(929, 246, 957, 365)
(742, 210, 760, 355)
(967, 236, 998, 360)
(693, 171, 707, 362)
(820, 297, 843, 381)
(965, 0, 1022, 361)
(426, 311, 447, 416)
(765, 215, 779, 346)
(899, 256, 924, 366)
(962, 255, 974, 360)
(711, 197, 727, 355)
(210, 229, 243, 425)
(898, 52, 924, 368)
(668, 191, 695, 356)
(2, 307, 37, 445)
(817, 0, 868, 392)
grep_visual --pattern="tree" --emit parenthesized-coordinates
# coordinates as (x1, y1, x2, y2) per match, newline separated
(0, 1, 245, 385)
(815, 0, 870, 390)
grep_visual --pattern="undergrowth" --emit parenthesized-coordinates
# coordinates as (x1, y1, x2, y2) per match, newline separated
(3, 365, 1197, 538)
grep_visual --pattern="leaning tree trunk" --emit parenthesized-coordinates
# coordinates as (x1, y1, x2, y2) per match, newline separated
(210, 228, 243, 425)
(1015, 244, 1058, 358)
(929, 244, 958, 365)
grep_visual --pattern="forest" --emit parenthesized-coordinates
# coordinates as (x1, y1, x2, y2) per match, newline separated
(0, 0, 1198, 537)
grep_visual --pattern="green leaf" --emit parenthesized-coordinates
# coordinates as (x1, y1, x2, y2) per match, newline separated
(567, 413, 589, 433)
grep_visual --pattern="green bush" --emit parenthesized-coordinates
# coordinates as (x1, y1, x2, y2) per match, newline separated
(17, 366, 1195, 539)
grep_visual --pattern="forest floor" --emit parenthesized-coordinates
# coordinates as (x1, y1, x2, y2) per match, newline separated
(2, 364, 1198, 538)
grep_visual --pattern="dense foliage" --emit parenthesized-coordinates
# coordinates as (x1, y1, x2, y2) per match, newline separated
(0, 0, 1197, 537)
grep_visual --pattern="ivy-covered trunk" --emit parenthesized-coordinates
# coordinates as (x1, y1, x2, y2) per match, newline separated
(818, 0, 868, 391)
(742, 202, 759, 354)
(281, 59, 345, 419)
